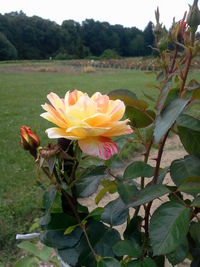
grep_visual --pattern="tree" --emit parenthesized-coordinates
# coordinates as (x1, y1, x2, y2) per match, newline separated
(0, 32, 17, 60)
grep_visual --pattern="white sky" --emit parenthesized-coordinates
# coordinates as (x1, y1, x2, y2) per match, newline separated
(0, 0, 196, 30)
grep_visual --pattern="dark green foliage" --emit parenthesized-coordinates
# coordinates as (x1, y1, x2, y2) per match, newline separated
(0, 12, 155, 60)
(0, 32, 17, 60)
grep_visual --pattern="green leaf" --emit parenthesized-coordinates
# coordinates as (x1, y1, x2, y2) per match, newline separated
(78, 221, 121, 267)
(157, 76, 173, 114)
(76, 166, 107, 197)
(127, 258, 157, 267)
(157, 167, 169, 184)
(186, 79, 200, 91)
(178, 177, 200, 195)
(149, 202, 190, 255)
(86, 207, 104, 220)
(192, 196, 200, 207)
(142, 258, 158, 267)
(177, 114, 200, 157)
(190, 222, 200, 245)
(101, 198, 129, 226)
(118, 181, 139, 205)
(58, 246, 80, 266)
(177, 114, 200, 131)
(108, 88, 148, 109)
(126, 106, 155, 128)
(40, 227, 82, 249)
(167, 238, 188, 266)
(14, 256, 40, 267)
(170, 155, 200, 186)
(127, 260, 142, 267)
(154, 98, 188, 143)
(95, 182, 117, 204)
(64, 225, 78, 235)
(123, 215, 143, 243)
(126, 184, 169, 208)
(43, 187, 57, 210)
(40, 213, 77, 230)
(17, 241, 53, 261)
(97, 257, 122, 267)
(113, 239, 142, 257)
(124, 161, 155, 179)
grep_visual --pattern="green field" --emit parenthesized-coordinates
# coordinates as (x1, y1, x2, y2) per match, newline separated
(0, 62, 199, 264)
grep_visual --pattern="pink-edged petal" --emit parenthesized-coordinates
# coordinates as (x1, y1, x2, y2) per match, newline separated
(45, 127, 79, 140)
(41, 103, 68, 127)
(78, 136, 119, 160)
(40, 112, 67, 128)
(108, 100, 125, 121)
(91, 92, 109, 113)
(47, 92, 65, 110)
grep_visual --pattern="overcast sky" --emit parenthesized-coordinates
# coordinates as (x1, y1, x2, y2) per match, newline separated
(0, 0, 196, 30)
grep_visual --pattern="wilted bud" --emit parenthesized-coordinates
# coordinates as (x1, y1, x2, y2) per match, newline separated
(20, 125, 40, 158)
(187, 0, 200, 32)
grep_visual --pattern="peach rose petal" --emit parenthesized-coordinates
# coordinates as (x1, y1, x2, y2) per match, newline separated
(78, 137, 119, 160)
(46, 127, 79, 140)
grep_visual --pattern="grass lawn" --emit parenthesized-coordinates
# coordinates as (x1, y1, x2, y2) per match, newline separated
(0, 63, 199, 264)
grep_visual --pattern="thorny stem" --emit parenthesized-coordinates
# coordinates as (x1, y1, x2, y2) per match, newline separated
(179, 48, 192, 96)
(141, 138, 153, 189)
(169, 45, 178, 74)
(144, 130, 170, 241)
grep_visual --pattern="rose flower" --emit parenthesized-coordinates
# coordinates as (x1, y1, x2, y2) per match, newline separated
(41, 90, 132, 160)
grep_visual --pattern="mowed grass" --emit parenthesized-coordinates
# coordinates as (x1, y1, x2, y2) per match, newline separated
(0, 64, 199, 264)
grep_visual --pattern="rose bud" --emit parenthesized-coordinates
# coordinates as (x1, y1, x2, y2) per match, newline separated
(187, 0, 200, 32)
(20, 125, 40, 158)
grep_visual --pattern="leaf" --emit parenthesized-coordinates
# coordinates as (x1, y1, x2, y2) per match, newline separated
(186, 79, 200, 91)
(149, 201, 190, 255)
(86, 207, 104, 220)
(47, 155, 56, 175)
(113, 239, 142, 258)
(154, 98, 188, 143)
(58, 246, 80, 266)
(157, 167, 169, 184)
(108, 88, 148, 109)
(76, 165, 107, 197)
(170, 155, 200, 186)
(177, 114, 200, 157)
(17, 242, 55, 262)
(64, 225, 78, 235)
(126, 184, 169, 208)
(127, 258, 157, 267)
(124, 161, 155, 179)
(167, 238, 188, 266)
(97, 257, 122, 267)
(190, 222, 200, 245)
(118, 181, 139, 205)
(178, 177, 200, 195)
(126, 106, 155, 128)
(101, 198, 129, 226)
(14, 256, 40, 267)
(42, 187, 57, 210)
(123, 215, 143, 243)
(40, 213, 77, 230)
(157, 76, 173, 114)
(78, 221, 121, 267)
(95, 182, 117, 204)
(40, 227, 82, 249)
(192, 196, 200, 207)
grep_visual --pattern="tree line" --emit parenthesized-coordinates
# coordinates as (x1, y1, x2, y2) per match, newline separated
(0, 11, 155, 60)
